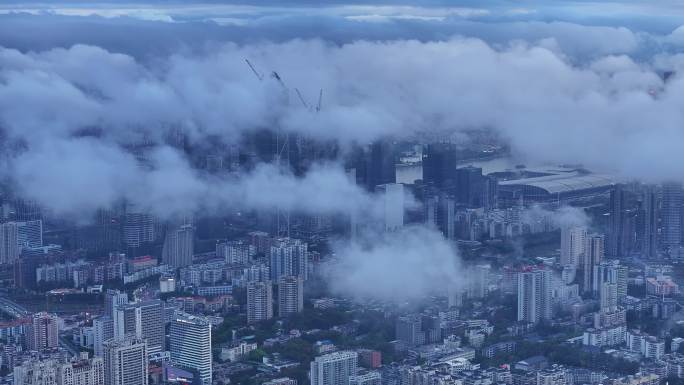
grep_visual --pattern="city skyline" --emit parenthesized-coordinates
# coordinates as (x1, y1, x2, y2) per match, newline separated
(1, 1, 684, 385)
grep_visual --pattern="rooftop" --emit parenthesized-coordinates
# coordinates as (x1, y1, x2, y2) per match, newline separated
(499, 171, 614, 194)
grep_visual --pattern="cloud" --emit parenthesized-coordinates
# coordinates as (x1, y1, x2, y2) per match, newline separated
(0, 5, 662, 61)
(522, 205, 591, 230)
(3, 13, 684, 221)
(326, 225, 465, 302)
(3, 136, 377, 221)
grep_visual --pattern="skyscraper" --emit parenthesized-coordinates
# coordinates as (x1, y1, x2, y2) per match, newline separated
(103, 336, 148, 385)
(169, 313, 212, 385)
(18, 219, 43, 248)
(661, 182, 682, 249)
(642, 186, 658, 259)
(310, 351, 358, 385)
(560, 226, 587, 268)
(0, 221, 19, 265)
(162, 224, 194, 268)
(517, 267, 552, 324)
(27, 312, 60, 351)
(270, 238, 308, 281)
(360, 141, 396, 192)
(247, 281, 273, 323)
(455, 166, 486, 208)
(424, 193, 456, 240)
(278, 275, 304, 317)
(375, 183, 405, 232)
(0, 219, 43, 264)
(422, 143, 457, 189)
(583, 233, 605, 294)
(113, 300, 165, 354)
(122, 211, 155, 249)
(608, 185, 626, 257)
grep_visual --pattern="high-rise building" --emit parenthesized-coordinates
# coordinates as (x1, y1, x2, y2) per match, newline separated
(162, 224, 194, 268)
(468, 264, 490, 299)
(422, 143, 457, 189)
(270, 238, 308, 281)
(375, 183, 405, 232)
(216, 240, 255, 265)
(517, 267, 552, 324)
(103, 336, 148, 385)
(248, 231, 272, 255)
(0, 221, 20, 265)
(599, 282, 618, 313)
(247, 281, 273, 323)
(395, 314, 424, 347)
(14, 359, 58, 385)
(455, 166, 487, 208)
(113, 300, 165, 354)
(18, 220, 43, 249)
(358, 349, 382, 369)
(560, 226, 587, 268)
(169, 313, 212, 385)
(93, 316, 114, 357)
(642, 186, 658, 259)
(424, 192, 456, 239)
(27, 312, 60, 351)
(594, 260, 628, 303)
(310, 351, 358, 385)
(278, 275, 304, 317)
(361, 141, 396, 192)
(104, 290, 128, 318)
(122, 211, 156, 249)
(395, 314, 441, 347)
(57, 354, 105, 385)
(13, 253, 44, 289)
(0, 219, 43, 264)
(583, 233, 605, 294)
(608, 185, 626, 257)
(661, 182, 683, 249)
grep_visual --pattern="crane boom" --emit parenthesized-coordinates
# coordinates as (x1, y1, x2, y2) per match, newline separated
(295, 88, 309, 109)
(315, 89, 323, 112)
(245, 59, 263, 81)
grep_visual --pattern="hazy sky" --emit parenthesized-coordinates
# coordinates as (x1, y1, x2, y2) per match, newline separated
(2, 1, 684, 57)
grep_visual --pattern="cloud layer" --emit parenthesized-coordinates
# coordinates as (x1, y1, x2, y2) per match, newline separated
(326, 225, 465, 302)
(3, 5, 684, 220)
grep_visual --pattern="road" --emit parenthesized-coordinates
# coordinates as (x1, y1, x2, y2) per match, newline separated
(0, 295, 77, 357)
(0, 296, 30, 319)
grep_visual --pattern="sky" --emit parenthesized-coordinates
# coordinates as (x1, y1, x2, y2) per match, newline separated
(2, 1, 684, 300)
